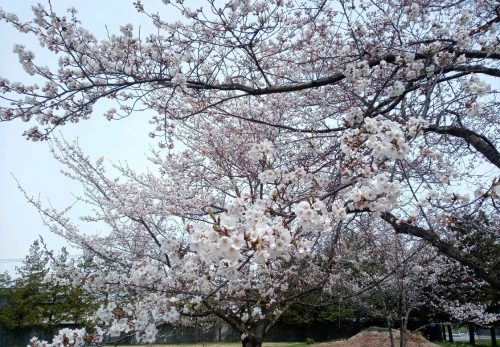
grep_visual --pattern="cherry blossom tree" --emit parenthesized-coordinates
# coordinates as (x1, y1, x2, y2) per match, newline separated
(1, 0, 500, 345)
(339, 227, 436, 347)
(26, 125, 344, 345)
(325, 218, 498, 347)
(423, 213, 500, 335)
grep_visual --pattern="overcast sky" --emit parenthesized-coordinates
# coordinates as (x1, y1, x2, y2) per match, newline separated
(0, 1, 178, 274)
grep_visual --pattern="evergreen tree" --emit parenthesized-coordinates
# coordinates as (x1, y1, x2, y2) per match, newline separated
(0, 239, 98, 329)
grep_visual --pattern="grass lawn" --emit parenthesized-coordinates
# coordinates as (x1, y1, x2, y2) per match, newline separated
(105, 339, 497, 347)
(436, 341, 493, 347)
(106, 343, 308, 347)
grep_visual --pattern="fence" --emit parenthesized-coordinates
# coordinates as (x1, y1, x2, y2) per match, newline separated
(0, 320, 366, 347)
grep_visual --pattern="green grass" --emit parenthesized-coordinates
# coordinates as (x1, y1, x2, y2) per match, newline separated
(106, 343, 308, 347)
(435, 340, 493, 347)
(105, 339, 496, 347)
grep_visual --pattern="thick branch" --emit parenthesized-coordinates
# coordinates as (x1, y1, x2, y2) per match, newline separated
(380, 212, 500, 291)
(448, 64, 500, 78)
(424, 125, 500, 168)
(202, 300, 245, 332)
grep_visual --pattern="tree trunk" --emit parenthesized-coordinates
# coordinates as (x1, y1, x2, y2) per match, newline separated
(381, 290, 395, 347)
(447, 324, 454, 343)
(399, 308, 412, 347)
(399, 323, 405, 347)
(242, 337, 263, 347)
(241, 324, 266, 347)
(491, 326, 497, 347)
(442, 324, 447, 341)
(469, 322, 476, 345)
(387, 318, 395, 347)
(398, 291, 405, 347)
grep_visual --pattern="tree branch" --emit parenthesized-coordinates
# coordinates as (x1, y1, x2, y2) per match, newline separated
(424, 125, 500, 168)
(380, 212, 500, 290)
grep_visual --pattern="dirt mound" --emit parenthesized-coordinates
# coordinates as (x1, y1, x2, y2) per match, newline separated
(313, 330, 440, 347)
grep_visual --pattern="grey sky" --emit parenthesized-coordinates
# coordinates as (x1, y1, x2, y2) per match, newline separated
(0, 1, 172, 274)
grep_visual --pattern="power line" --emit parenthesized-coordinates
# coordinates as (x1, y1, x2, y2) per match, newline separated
(0, 254, 83, 264)
(0, 259, 24, 263)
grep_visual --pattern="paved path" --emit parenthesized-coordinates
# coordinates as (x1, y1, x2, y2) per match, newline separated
(448, 333, 491, 342)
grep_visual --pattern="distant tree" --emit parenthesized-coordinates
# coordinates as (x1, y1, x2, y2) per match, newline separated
(0, 240, 50, 328)
(0, 271, 14, 328)
(448, 212, 499, 287)
(338, 221, 438, 347)
(0, 239, 98, 330)
(423, 213, 499, 344)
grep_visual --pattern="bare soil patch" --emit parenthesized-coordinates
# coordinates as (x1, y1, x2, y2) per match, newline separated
(312, 330, 441, 347)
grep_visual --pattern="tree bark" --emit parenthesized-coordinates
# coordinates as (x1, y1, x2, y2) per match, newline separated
(442, 324, 447, 341)
(432, 323, 444, 341)
(400, 319, 406, 347)
(399, 308, 412, 347)
(424, 126, 500, 169)
(469, 322, 476, 345)
(447, 324, 454, 343)
(242, 336, 263, 347)
(387, 317, 395, 347)
(492, 326, 497, 347)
